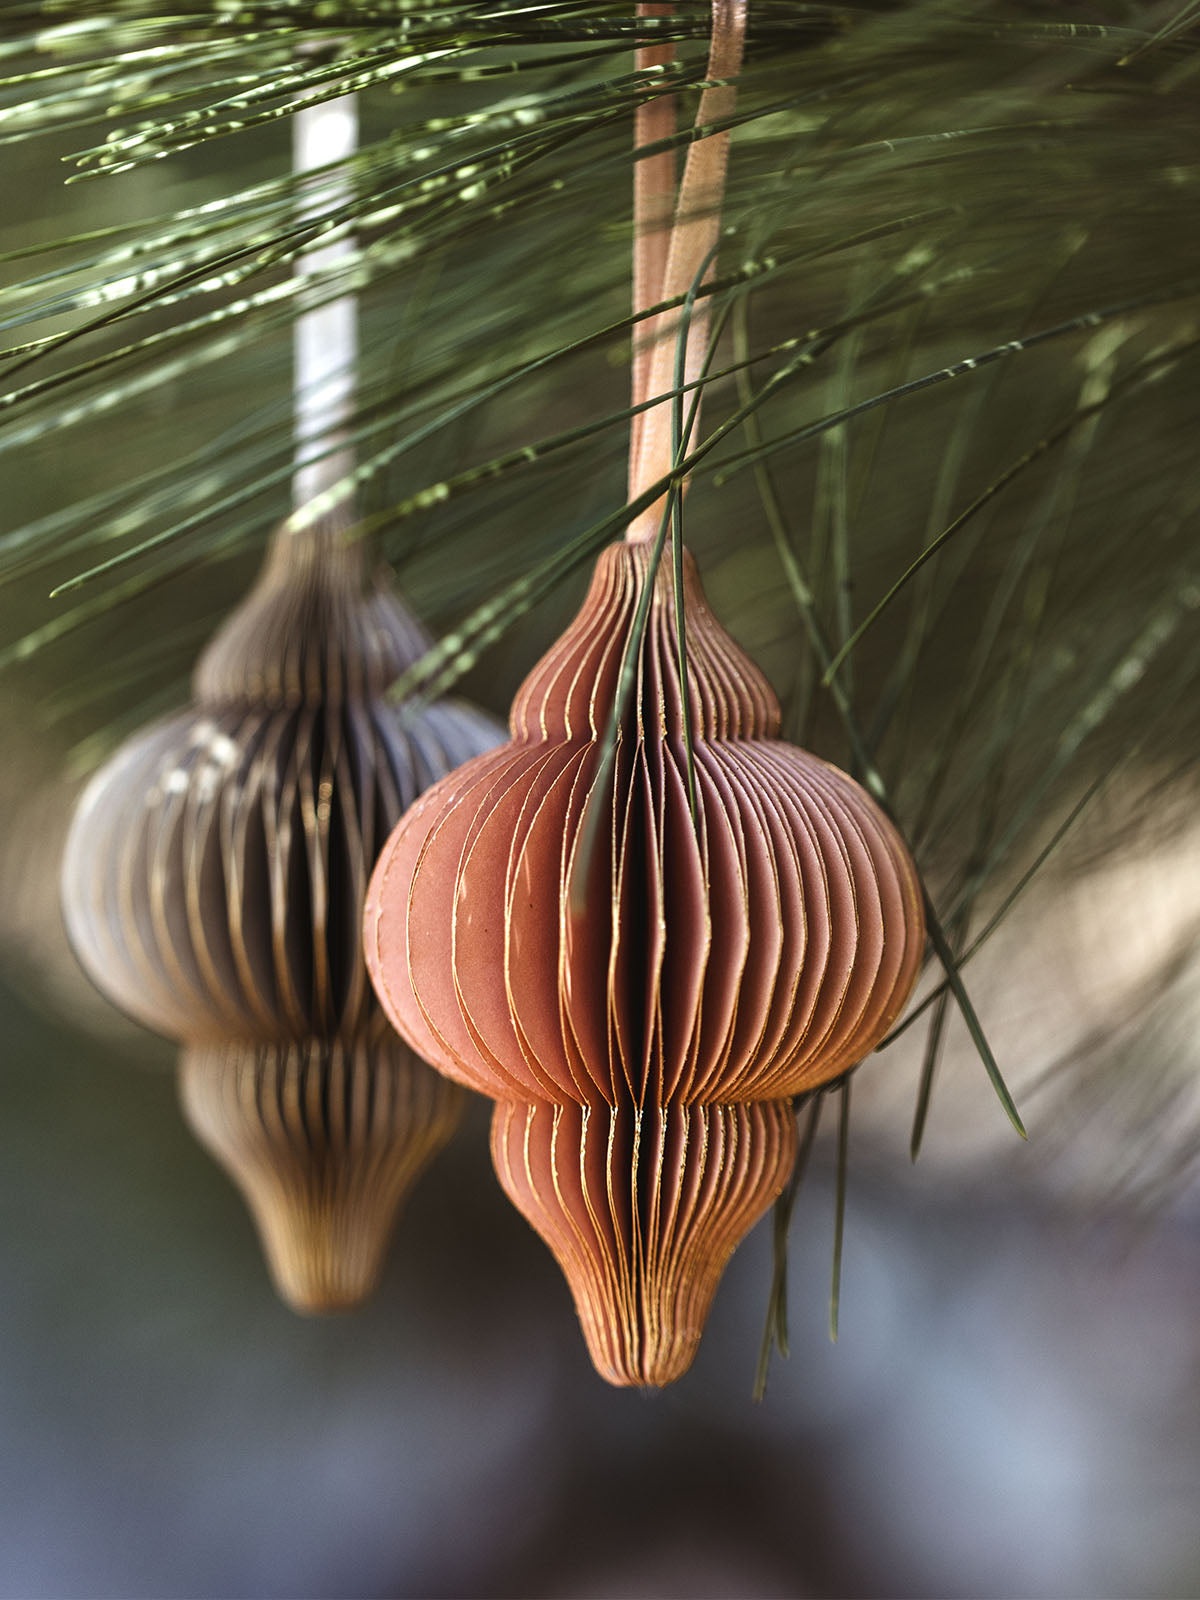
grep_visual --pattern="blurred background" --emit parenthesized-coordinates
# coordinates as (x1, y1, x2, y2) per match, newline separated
(2, 6, 1200, 1596)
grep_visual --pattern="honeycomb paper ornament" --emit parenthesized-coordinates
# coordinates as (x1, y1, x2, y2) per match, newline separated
(62, 515, 500, 1310)
(364, 0, 925, 1384)
(365, 541, 924, 1382)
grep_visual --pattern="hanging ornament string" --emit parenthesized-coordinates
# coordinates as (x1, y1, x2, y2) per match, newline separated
(629, 2, 677, 487)
(627, 0, 747, 543)
(291, 92, 360, 518)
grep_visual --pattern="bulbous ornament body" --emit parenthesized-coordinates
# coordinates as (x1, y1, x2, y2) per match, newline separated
(62, 520, 500, 1310)
(365, 541, 924, 1382)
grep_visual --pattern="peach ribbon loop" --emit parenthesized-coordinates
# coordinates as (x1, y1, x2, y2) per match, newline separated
(627, 0, 748, 542)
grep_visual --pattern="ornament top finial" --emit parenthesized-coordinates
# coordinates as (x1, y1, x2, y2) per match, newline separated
(195, 515, 430, 710)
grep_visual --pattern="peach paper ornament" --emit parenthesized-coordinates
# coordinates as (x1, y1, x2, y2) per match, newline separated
(364, 0, 925, 1383)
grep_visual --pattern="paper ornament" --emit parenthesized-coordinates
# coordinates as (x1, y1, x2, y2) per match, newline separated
(62, 515, 500, 1310)
(364, 0, 924, 1382)
(364, 540, 924, 1382)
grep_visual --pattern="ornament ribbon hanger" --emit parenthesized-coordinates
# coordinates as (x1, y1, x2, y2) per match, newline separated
(292, 90, 360, 519)
(628, 0, 747, 542)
